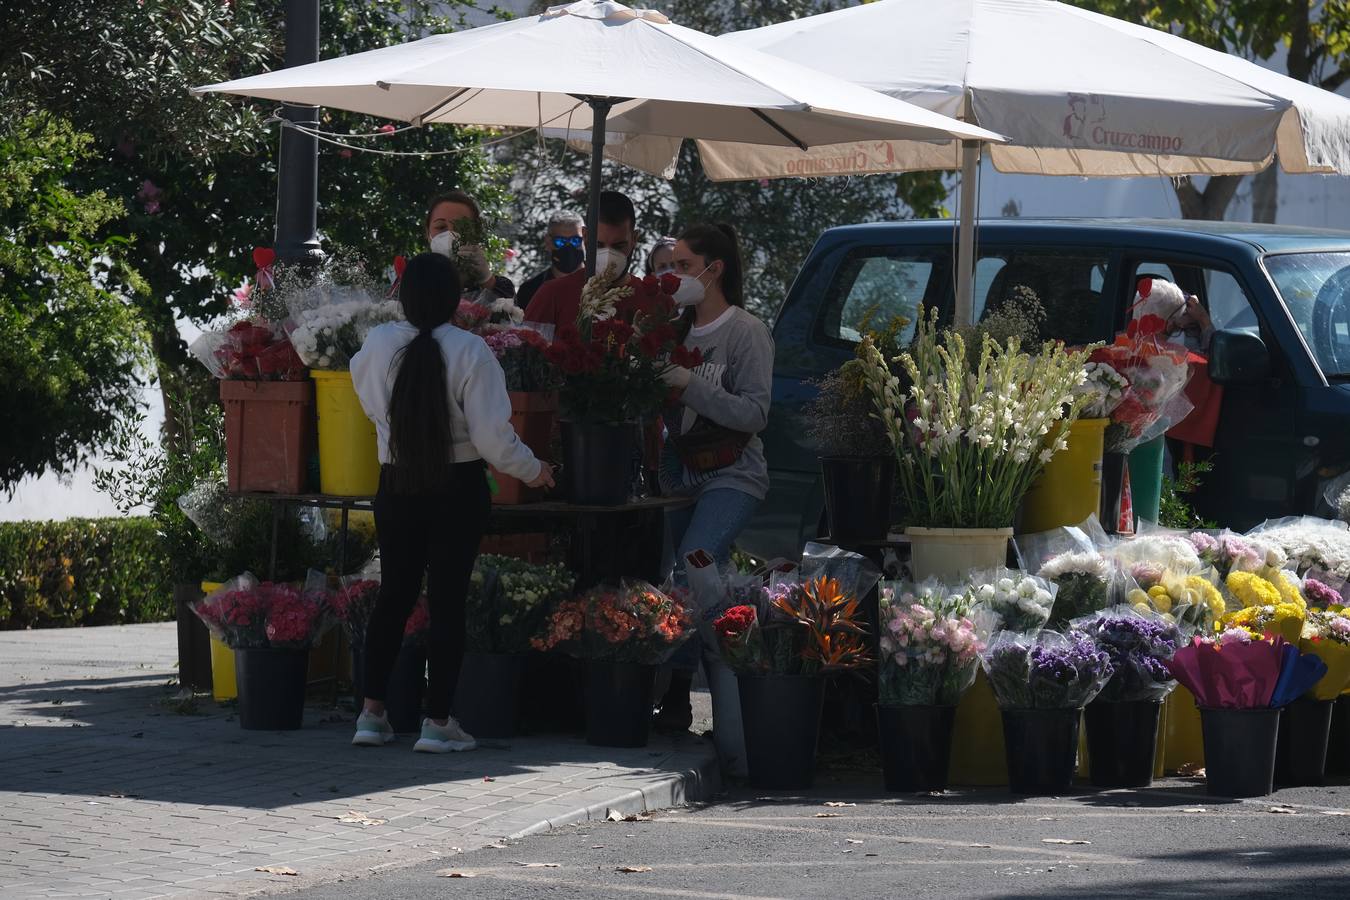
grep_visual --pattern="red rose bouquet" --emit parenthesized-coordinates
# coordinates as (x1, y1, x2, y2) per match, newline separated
(547, 274, 696, 424)
(190, 319, 306, 381)
(484, 326, 559, 392)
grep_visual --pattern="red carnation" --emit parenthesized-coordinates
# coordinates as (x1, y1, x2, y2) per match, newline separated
(671, 345, 704, 369)
(659, 272, 680, 295)
(641, 274, 660, 295)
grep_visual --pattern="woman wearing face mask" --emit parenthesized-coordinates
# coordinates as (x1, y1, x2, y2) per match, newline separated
(424, 190, 515, 305)
(645, 236, 677, 277)
(653, 223, 774, 733)
(349, 252, 555, 753)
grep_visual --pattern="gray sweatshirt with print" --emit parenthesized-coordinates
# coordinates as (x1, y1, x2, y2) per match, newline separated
(661, 306, 775, 500)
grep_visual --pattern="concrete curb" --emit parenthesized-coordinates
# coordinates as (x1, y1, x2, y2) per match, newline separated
(508, 749, 723, 839)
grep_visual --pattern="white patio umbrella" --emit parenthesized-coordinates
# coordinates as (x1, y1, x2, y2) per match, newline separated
(193, 0, 1001, 276)
(711, 0, 1350, 325)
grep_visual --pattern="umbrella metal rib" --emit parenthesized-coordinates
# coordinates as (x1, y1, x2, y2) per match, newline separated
(751, 109, 808, 151)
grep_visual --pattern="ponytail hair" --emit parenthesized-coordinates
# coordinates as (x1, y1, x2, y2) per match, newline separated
(676, 222, 744, 340)
(387, 252, 461, 492)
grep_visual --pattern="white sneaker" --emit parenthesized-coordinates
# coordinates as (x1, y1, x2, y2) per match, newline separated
(413, 717, 477, 753)
(351, 710, 395, 746)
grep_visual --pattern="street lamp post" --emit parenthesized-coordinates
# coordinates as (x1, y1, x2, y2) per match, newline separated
(273, 0, 322, 264)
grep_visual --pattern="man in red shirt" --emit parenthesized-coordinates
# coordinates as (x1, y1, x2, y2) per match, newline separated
(524, 190, 648, 329)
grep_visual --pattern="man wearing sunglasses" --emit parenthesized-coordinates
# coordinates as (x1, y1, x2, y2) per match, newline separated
(516, 210, 586, 310)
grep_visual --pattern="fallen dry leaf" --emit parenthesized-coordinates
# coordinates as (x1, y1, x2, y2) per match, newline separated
(616, 865, 653, 873)
(591, 845, 605, 849)
(436, 870, 476, 878)
(845, 839, 863, 845)
(255, 866, 298, 876)
(1177, 763, 1205, 777)
(968, 843, 992, 849)
(1041, 839, 1090, 845)
(1321, 810, 1349, 816)
(519, 863, 560, 868)
(840, 849, 854, 854)
(1268, 807, 1298, 815)
(814, 812, 842, 818)
(336, 812, 387, 826)
(606, 809, 625, 822)
(486, 842, 508, 849)
(483, 776, 495, 782)
(1182, 808, 1208, 814)
(824, 802, 856, 808)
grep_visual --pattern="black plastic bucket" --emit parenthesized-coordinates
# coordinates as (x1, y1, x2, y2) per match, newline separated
(1001, 708, 1082, 795)
(561, 422, 634, 506)
(1199, 706, 1281, 797)
(235, 647, 308, 731)
(1275, 696, 1335, 787)
(1327, 695, 1350, 776)
(1085, 699, 1162, 789)
(821, 456, 895, 541)
(876, 704, 957, 792)
(454, 652, 527, 738)
(584, 660, 655, 748)
(738, 674, 825, 790)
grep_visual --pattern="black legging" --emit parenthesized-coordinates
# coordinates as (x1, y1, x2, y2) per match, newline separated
(363, 461, 490, 721)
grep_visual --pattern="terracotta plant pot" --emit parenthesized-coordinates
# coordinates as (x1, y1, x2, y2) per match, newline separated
(221, 379, 313, 493)
(492, 392, 558, 505)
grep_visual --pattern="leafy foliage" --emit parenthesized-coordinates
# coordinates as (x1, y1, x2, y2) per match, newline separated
(0, 518, 172, 629)
(1159, 458, 1219, 530)
(0, 115, 149, 490)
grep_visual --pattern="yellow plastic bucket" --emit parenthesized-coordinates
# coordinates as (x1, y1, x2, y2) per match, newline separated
(1020, 417, 1109, 534)
(948, 670, 1008, 786)
(201, 581, 236, 701)
(312, 369, 380, 496)
(1163, 686, 1205, 772)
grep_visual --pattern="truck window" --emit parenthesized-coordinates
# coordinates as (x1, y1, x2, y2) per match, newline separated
(821, 252, 935, 344)
(974, 248, 1111, 345)
(1128, 260, 1260, 339)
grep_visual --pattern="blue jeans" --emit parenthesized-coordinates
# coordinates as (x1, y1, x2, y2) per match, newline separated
(665, 488, 760, 671)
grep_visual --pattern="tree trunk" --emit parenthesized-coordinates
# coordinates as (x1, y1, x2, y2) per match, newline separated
(1251, 165, 1279, 223)
(1173, 174, 1244, 221)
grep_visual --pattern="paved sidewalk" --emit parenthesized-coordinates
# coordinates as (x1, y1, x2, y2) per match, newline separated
(0, 624, 719, 899)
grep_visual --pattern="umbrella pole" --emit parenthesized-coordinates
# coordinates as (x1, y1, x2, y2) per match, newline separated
(955, 139, 980, 329)
(584, 98, 613, 279)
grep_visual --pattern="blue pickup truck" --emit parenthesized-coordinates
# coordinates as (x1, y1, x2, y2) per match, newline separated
(739, 218, 1350, 563)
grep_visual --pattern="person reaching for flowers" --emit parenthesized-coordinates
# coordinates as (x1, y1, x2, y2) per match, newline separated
(653, 223, 774, 733)
(349, 252, 554, 753)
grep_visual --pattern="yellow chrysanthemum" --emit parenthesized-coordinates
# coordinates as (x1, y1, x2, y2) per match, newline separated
(1267, 570, 1306, 609)
(1186, 575, 1225, 618)
(1147, 584, 1172, 613)
(1227, 571, 1281, 609)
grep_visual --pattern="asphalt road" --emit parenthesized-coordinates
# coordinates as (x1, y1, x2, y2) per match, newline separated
(284, 773, 1350, 899)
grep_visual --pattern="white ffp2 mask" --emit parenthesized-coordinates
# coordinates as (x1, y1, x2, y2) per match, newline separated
(429, 230, 455, 258)
(593, 247, 627, 279)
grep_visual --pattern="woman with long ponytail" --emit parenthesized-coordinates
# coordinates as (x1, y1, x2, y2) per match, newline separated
(653, 223, 774, 732)
(349, 252, 554, 752)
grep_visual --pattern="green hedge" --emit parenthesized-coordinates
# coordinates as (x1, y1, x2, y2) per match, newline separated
(0, 517, 173, 629)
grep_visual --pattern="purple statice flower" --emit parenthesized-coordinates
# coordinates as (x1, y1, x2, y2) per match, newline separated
(1304, 578, 1344, 608)
(1085, 613, 1181, 703)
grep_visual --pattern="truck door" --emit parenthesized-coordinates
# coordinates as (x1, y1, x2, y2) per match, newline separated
(1119, 255, 1302, 529)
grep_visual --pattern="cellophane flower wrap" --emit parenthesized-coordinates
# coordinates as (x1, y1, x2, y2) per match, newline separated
(532, 579, 693, 665)
(1166, 631, 1284, 708)
(684, 549, 765, 650)
(190, 319, 307, 381)
(877, 579, 983, 706)
(465, 555, 574, 654)
(1247, 516, 1350, 583)
(483, 326, 559, 392)
(980, 628, 1114, 710)
(191, 571, 330, 650)
(545, 273, 686, 425)
(1074, 361, 1129, 419)
(331, 573, 381, 647)
(963, 568, 1055, 635)
(1221, 569, 1307, 642)
(858, 310, 1093, 528)
(1112, 533, 1225, 632)
(1187, 530, 1285, 579)
(1090, 279, 1195, 454)
(1077, 607, 1182, 703)
(285, 283, 404, 370)
(1299, 609, 1350, 700)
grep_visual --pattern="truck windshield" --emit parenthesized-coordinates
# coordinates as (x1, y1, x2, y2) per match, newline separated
(1265, 251, 1350, 378)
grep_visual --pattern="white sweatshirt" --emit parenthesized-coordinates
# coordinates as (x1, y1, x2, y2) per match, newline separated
(350, 322, 542, 483)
